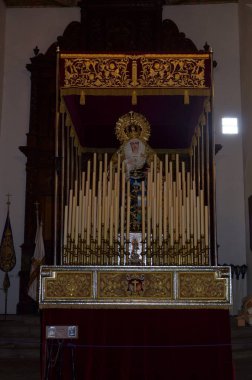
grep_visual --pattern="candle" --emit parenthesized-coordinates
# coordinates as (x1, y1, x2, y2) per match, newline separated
(104, 196, 108, 241)
(109, 204, 113, 247)
(81, 172, 85, 193)
(71, 195, 76, 239)
(93, 198, 97, 239)
(63, 205, 68, 246)
(126, 181, 130, 241)
(182, 161, 186, 204)
(82, 195, 87, 235)
(87, 204, 91, 246)
(165, 154, 169, 184)
(200, 189, 204, 235)
(205, 205, 209, 246)
(141, 181, 145, 241)
(75, 205, 79, 246)
(153, 196, 156, 240)
(186, 196, 190, 241)
(120, 205, 124, 248)
(147, 206, 151, 247)
(170, 206, 174, 246)
(79, 189, 83, 237)
(68, 189, 73, 234)
(87, 160, 91, 191)
(181, 204, 185, 246)
(74, 180, 78, 198)
(102, 171, 107, 225)
(190, 188, 194, 236)
(193, 205, 197, 246)
(175, 196, 178, 241)
(196, 196, 200, 240)
(159, 205, 162, 246)
(169, 161, 173, 188)
(99, 160, 103, 185)
(154, 154, 157, 184)
(117, 153, 121, 191)
(98, 193, 102, 247)
(163, 183, 167, 240)
(104, 153, 108, 175)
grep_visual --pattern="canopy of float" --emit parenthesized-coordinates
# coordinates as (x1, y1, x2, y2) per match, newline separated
(58, 53, 212, 150)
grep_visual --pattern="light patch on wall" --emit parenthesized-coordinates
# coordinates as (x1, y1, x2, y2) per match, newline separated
(222, 117, 238, 134)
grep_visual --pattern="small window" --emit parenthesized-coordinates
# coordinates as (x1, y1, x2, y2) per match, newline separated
(222, 117, 238, 134)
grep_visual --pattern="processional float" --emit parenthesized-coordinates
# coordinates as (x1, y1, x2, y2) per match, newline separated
(39, 52, 231, 309)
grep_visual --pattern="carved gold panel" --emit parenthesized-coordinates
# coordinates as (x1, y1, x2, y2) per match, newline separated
(178, 272, 227, 300)
(39, 266, 232, 308)
(60, 53, 211, 91)
(44, 271, 92, 300)
(139, 57, 206, 88)
(98, 271, 172, 300)
(63, 56, 130, 89)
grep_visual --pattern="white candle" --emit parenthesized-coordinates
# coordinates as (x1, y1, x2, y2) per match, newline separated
(147, 206, 151, 247)
(75, 205, 79, 246)
(205, 205, 209, 246)
(79, 189, 83, 237)
(170, 206, 174, 246)
(93, 198, 97, 239)
(104, 196, 108, 241)
(120, 205, 124, 248)
(163, 183, 167, 240)
(98, 193, 102, 247)
(186, 196, 190, 241)
(71, 195, 76, 239)
(87, 205, 91, 246)
(175, 196, 179, 241)
(126, 181, 130, 241)
(81, 172, 85, 193)
(165, 154, 169, 184)
(200, 189, 204, 235)
(104, 153, 108, 174)
(153, 196, 156, 240)
(196, 196, 200, 240)
(154, 154, 157, 184)
(181, 204, 185, 246)
(109, 204, 113, 247)
(68, 189, 73, 234)
(63, 205, 68, 246)
(141, 181, 145, 241)
(99, 160, 103, 184)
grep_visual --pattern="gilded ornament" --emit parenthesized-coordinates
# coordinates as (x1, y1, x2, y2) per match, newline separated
(45, 272, 92, 299)
(60, 54, 210, 91)
(178, 273, 226, 300)
(98, 272, 172, 299)
(64, 57, 130, 88)
(115, 111, 151, 143)
(139, 57, 206, 88)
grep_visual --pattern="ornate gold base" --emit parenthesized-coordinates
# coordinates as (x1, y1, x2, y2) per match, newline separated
(39, 266, 232, 309)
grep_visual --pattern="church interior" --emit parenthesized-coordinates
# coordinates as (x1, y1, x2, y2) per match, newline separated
(0, 0, 252, 379)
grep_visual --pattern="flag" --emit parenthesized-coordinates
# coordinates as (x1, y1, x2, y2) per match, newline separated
(28, 216, 45, 301)
(0, 210, 16, 273)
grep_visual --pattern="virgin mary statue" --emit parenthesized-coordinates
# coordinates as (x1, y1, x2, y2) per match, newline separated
(112, 111, 156, 233)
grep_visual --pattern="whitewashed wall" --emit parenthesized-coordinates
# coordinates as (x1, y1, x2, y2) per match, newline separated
(163, 4, 246, 267)
(0, 4, 247, 313)
(239, 3, 252, 294)
(0, 8, 80, 313)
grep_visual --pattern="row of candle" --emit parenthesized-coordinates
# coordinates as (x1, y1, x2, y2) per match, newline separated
(63, 151, 209, 253)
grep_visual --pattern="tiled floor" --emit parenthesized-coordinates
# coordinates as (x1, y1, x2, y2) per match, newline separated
(0, 315, 252, 379)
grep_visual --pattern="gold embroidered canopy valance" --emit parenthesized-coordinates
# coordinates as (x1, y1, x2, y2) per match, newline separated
(59, 53, 212, 97)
